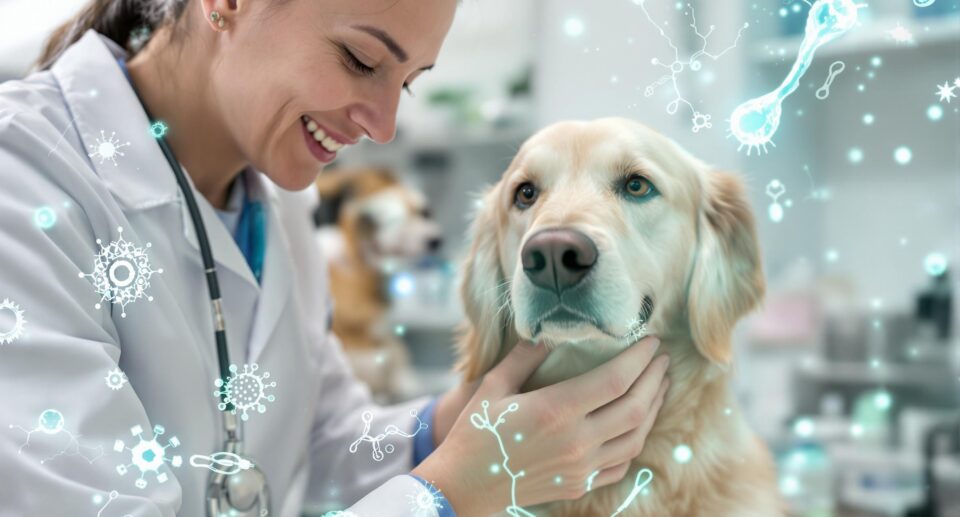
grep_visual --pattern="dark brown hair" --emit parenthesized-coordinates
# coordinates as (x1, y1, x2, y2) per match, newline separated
(35, 0, 189, 71)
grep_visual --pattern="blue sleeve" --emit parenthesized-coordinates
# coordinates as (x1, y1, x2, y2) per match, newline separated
(413, 397, 439, 465)
(409, 474, 458, 517)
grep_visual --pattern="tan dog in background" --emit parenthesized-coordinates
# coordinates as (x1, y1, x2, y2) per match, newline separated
(315, 167, 442, 401)
(456, 118, 783, 516)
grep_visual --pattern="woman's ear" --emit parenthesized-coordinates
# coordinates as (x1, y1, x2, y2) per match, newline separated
(687, 170, 765, 365)
(456, 187, 511, 382)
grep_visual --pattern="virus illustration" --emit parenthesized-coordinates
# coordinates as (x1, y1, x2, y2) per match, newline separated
(0, 298, 26, 344)
(105, 367, 128, 390)
(936, 80, 957, 103)
(78, 226, 164, 318)
(635, 0, 748, 132)
(214, 363, 277, 421)
(407, 481, 445, 517)
(113, 424, 183, 489)
(690, 112, 712, 133)
(9, 409, 103, 464)
(149, 121, 168, 139)
(87, 130, 131, 166)
(349, 409, 428, 461)
(623, 315, 650, 345)
(729, 0, 864, 155)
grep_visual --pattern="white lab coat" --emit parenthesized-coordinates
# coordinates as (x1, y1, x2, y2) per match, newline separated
(0, 30, 438, 517)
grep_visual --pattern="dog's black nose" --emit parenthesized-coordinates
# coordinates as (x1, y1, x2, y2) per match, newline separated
(521, 229, 597, 292)
(427, 236, 443, 252)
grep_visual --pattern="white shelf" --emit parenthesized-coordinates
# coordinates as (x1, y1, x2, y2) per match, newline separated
(753, 16, 960, 63)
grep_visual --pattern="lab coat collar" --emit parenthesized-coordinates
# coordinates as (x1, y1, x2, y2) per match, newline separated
(50, 31, 291, 361)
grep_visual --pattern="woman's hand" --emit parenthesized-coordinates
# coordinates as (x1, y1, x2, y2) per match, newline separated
(412, 335, 669, 515)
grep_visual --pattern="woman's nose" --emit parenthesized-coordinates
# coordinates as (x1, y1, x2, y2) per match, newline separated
(351, 86, 402, 144)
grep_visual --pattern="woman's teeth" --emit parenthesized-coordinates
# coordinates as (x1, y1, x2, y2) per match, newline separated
(302, 116, 345, 153)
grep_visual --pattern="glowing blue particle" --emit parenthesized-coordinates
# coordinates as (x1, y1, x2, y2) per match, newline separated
(391, 273, 415, 297)
(34, 206, 57, 229)
(728, 0, 863, 155)
(554, 475, 563, 485)
(792, 3, 803, 12)
(927, 104, 944, 121)
(514, 432, 523, 442)
(857, 83, 865, 92)
(794, 417, 815, 437)
(848, 147, 864, 164)
(113, 424, 182, 489)
(780, 475, 801, 495)
(873, 391, 892, 410)
(894, 146, 912, 165)
(825, 249, 839, 262)
(870, 55, 882, 67)
(214, 363, 276, 421)
(924, 252, 947, 276)
(564, 17, 584, 37)
(673, 444, 693, 464)
(779, 7, 789, 16)
(490, 463, 501, 474)
(349, 409, 428, 461)
(862, 113, 874, 125)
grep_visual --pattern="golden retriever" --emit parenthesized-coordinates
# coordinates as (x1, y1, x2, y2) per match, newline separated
(455, 118, 783, 516)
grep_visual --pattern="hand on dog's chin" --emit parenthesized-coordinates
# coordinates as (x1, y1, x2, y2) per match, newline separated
(519, 321, 651, 392)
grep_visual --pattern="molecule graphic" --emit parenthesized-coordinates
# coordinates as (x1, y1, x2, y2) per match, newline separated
(634, 0, 748, 132)
(407, 481, 445, 517)
(78, 226, 164, 318)
(113, 424, 183, 489)
(9, 409, 104, 464)
(34, 206, 57, 230)
(87, 130, 131, 166)
(470, 400, 534, 517)
(149, 121, 168, 139)
(766, 180, 787, 223)
(214, 363, 277, 422)
(93, 490, 132, 517)
(0, 297, 26, 345)
(105, 367, 128, 390)
(610, 469, 655, 517)
(349, 409, 428, 462)
(815, 61, 846, 100)
(189, 451, 255, 475)
(729, 0, 865, 155)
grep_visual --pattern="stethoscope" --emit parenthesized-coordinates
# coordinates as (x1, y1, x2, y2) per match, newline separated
(118, 59, 271, 516)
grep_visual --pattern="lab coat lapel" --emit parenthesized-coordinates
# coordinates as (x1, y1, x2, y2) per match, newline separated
(246, 181, 292, 363)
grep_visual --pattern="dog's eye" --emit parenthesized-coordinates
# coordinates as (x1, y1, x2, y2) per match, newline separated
(514, 182, 539, 209)
(623, 174, 655, 198)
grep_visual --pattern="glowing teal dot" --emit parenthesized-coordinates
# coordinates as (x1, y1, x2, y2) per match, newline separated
(394, 325, 406, 336)
(34, 206, 57, 229)
(873, 391, 892, 411)
(792, 3, 802, 12)
(857, 83, 865, 92)
(673, 444, 693, 464)
(862, 113, 874, 125)
(490, 464, 501, 474)
(779, 7, 789, 16)
(780, 475, 801, 495)
(927, 104, 944, 121)
(564, 17, 584, 37)
(794, 418, 815, 437)
(894, 146, 912, 165)
(554, 475, 563, 485)
(91, 494, 103, 505)
(514, 432, 523, 442)
(847, 147, 864, 164)
(870, 55, 882, 67)
(825, 249, 839, 262)
(924, 252, 947, 276)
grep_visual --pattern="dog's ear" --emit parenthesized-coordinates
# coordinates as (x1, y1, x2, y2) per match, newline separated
(456, 187, 512, 382)
(687, 170, 765, 365)
(314, 182, 354, 228)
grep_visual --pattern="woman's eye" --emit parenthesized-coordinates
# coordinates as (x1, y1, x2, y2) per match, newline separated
(514, 182, 539, 209)
(341, 45, 376, 76)
(623, 174, 655, 198)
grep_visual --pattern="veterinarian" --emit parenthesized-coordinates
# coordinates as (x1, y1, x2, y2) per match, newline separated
(0, 0, 670, 515)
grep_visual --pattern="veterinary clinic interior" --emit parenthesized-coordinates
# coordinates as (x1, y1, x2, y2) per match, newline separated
(2, 0, 958, 515)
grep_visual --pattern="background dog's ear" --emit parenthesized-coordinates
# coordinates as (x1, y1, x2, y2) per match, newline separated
(687, 170, 765, 365)
(313, 183, 354, 227)
(456, 188, 511, 382)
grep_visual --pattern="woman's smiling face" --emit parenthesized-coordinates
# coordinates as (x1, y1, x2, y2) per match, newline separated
(212, 0, 457, 190)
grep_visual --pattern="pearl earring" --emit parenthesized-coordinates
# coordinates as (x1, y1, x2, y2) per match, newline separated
(210, 11, 225, 29)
